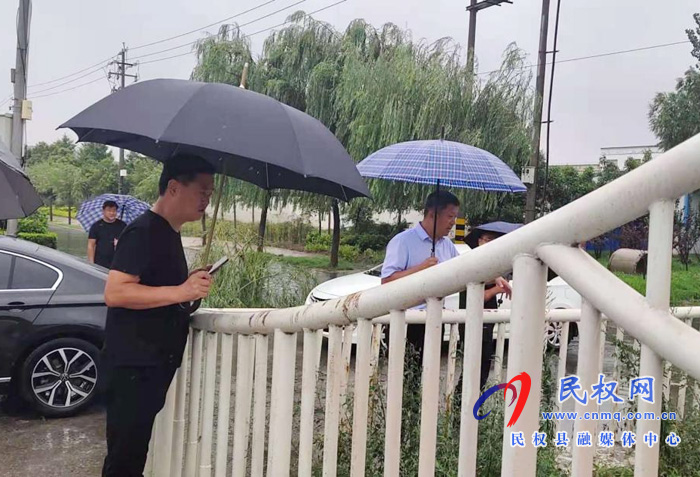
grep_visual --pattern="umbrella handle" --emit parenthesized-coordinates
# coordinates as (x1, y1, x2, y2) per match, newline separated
(431, 179, 440, 257)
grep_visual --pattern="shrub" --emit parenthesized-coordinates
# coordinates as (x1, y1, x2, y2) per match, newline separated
(18, 209, 50, 234)
(338, 244, 359, 262)
(305, 231, 332, 253)
(17, 232, 58, 249)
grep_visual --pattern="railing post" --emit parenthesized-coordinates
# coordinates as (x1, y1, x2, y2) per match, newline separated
(232, 335, 256, 477)
(418, 297, 444, 476)
(458, 282, 485, 477)
(494, 322, 506, 383)
(323, 325, 344, 477)
(572, 299, 602, 477)
(635, 199, 674, 476)
(184, 329, 205, 477)
(199, 331, 219, 477)
(215, 333, 234, 477)
(501, 254, 547, 477)
(171, 335, 191, 477)
(351, 318, 374, 477)
(299, 329, 323, 477)
(251, 335, 270, 477)
(266, 329, 298, 477)
(556, 321, 569, 435)
(445, 324, 460, 412)
(383, 310, 406, 477)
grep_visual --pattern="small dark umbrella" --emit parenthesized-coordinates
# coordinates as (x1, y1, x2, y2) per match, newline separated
(464, 221, 522, 249)
(59, 79, 370, 201)
(0, 140, 43, 220)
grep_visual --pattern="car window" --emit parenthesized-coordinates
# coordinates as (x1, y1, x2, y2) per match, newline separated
(0, 253, 11, 289)
(10, 256, 59, 290)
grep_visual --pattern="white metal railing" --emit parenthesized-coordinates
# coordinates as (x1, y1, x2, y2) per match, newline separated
(147, 133, 700, 476)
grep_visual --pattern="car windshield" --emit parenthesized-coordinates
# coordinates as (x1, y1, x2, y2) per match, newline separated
(364, 264, 382, 277)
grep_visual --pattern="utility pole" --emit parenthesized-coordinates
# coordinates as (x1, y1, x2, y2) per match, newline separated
(108, 45, 136, 194)
(7, 0, 31, 237)
(465, 0, 512, 75)
(523, 0, 551, 224)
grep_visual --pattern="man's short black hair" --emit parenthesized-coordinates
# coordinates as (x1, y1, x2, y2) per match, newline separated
(158, 154, 217, 196)
(423, 190, 460, 216)
(102, 200, 118, 210)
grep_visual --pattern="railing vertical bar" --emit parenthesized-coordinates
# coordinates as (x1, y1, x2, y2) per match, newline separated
(145, 408, 158, 476)
(370, 324, 382, 378)
(556, 321, 570, 435)
(417, 297, 444, 476)
(501, 255, 547, 477)
(571, 300, 602, 477)
(339, 324, 355, 415)
(494, 322, 506, 383)
(383, 310, 406, 477)
(299, 329, 323, 477)
(458, 283, 485, 477)
(232, 335, 256, 477)
(677, 317, 694, 419)
(251, 334, 270, 477)
(199, 331, 219, 477)
(214, 333, 234, 477)
(154, 365, 178, 477)
(445, 324, 460, 413)
(635, 200, 674, 477)
(266, 329, 298, 477)
(323, 325, 344, 477)
(171, 335, 191, 477)
(350, 319, 374, 477)
(184, 329, 205, 477)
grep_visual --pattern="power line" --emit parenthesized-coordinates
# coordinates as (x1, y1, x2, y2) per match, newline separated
(477, 39, 692, 77)
(28, 67, 105, 96)
(28, 76, 106, 100)
(139, 0, 348, 66)
(130, 0, 281, 51)
(25, 0, 289, 89)
(130, 0, 307, 61)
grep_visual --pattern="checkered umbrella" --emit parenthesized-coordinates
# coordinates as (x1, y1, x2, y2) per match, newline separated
(357, 139, 526, 254)
(356, 139, 526, 193)
(76, 194, 151, 232)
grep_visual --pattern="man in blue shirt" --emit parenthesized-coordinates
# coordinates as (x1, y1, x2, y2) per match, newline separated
(381, 190, 461, 356)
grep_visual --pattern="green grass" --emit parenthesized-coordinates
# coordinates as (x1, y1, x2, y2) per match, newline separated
(594, 253, 700, 306)
(271, 254, 358, 271)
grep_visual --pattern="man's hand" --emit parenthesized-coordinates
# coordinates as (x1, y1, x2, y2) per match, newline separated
(178, 271, 212, 302)
(494, 276, 512, 299)
(420, 257, 439, 270)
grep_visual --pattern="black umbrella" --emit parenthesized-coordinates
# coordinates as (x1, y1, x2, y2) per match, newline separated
(0, 140, 43, 220)
(59, 78, 370, 201)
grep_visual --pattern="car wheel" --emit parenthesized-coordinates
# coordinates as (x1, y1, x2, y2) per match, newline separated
(20, 337, 100, 417)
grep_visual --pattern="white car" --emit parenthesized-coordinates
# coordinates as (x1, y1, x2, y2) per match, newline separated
(305, 244, 582, 348)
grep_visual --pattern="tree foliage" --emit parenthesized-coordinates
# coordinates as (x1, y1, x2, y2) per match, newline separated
(190, 13, 534, 263)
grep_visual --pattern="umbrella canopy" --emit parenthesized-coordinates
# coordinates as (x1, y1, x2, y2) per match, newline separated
(464, 221, 522, 249)
(356, 139, 526, 193)
(59, 79, 370, 201)
(0, 140, 43, 220)
(76, 194, 151, 232)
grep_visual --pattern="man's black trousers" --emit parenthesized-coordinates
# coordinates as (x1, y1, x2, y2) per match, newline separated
(101, 365, 178, 477)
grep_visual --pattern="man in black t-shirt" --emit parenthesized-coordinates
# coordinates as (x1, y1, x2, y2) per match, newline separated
(101, 155, 215, 477)
(87, 200, 126, 268)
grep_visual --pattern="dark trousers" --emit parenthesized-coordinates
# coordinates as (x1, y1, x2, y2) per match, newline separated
(404, 322, 495, 391)
(102, 365, 178, 477)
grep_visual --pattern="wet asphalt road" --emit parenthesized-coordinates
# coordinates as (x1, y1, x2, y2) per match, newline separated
(0, 399, 106, 477)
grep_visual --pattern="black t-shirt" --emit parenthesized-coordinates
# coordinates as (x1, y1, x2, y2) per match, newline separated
(103, 211, 190, 367)
(88, 219, 127, 268)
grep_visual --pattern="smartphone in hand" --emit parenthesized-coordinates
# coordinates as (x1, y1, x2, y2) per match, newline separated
(208, 256, 229, 275)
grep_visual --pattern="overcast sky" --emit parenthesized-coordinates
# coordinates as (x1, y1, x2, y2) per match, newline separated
(0, 0, 697, 165)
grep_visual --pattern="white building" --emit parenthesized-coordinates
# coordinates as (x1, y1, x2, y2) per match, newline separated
(599, 145, 661, 170)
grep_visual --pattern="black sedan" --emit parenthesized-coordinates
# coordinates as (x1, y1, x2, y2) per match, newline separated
(0, 235, 106, 417)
